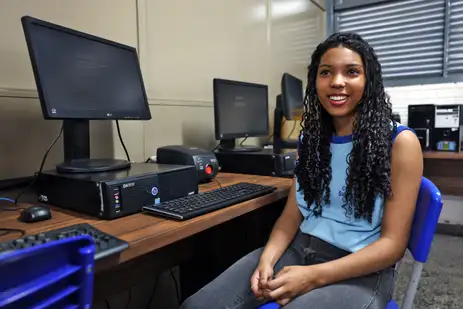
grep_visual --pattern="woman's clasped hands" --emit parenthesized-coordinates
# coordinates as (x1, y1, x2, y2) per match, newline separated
(250, 261, 324, 306)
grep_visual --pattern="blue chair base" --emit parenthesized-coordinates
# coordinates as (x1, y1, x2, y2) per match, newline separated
(386, 300, 399, 309)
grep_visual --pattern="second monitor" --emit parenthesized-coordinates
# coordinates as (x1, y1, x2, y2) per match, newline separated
(213, 78, 269, 152)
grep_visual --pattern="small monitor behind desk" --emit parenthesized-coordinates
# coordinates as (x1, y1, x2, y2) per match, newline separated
(213, 78, 269, 152)
(273, 73, 304, 153)
(281, 73, 304, 121)
(21, 15, 151, 173)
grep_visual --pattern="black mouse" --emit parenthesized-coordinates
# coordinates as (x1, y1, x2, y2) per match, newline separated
(19, 205, 52, 223)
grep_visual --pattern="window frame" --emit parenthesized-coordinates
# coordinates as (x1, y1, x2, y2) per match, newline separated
(325, 0, 463, 87)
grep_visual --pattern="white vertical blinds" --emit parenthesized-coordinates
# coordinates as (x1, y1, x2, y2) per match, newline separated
(448, 0, 463, 73)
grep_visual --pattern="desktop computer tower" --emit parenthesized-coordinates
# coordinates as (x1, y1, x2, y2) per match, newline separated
(433, 105, 462, 152)
(215, 149, 296, 178)
(408, 104, 434, 151)
(408, 104, 462, 152)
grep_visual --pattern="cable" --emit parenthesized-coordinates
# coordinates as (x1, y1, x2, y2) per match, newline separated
(146, 275, 160, 309)
(125, 287, 132, 309)
(14, 124, 64, 205)
(169, 268, 181, 305)
(212, 144, 220, 152)
(116, 120, 131, 162)
(287, 120, 297, 139)
(0, 197, 26, 212)
(0, 197, 25, 211)
(105, 299, 111, 309)
(264, 119, 287, 144)
(310, 0, 326, 12)
(212, 178, 222, 188)
(0, 228, 26, 237)
(239, 137, 248, 146)
(0, 206, 25, 212)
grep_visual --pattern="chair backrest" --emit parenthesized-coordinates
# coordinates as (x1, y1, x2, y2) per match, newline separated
(0, 235, 95, 309)
(407, 176, 443, 263)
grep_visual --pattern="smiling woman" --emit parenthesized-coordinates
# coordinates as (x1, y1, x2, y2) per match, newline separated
(179, 32, 423, 309)
(316, 48, 365, 118)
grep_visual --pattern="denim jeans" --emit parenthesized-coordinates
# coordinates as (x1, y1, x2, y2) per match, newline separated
(180, 230, 396, 309)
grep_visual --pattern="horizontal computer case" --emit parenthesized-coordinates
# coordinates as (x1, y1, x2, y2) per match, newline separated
(35, 163, 199, 219)
(214, 149, 296, 178)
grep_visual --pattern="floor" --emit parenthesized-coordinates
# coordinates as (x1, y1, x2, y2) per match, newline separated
(393, 233, 463, 309)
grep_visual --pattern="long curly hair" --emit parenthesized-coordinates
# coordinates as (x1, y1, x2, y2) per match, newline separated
(294, 32, 396, 223)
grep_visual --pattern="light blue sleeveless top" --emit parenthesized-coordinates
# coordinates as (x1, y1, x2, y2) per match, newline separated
(296, 123, 413, 252)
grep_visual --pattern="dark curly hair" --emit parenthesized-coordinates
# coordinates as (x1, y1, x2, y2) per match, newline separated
(294, 32, 397, 223)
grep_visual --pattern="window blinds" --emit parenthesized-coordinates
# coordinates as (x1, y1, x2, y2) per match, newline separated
(448, 0, 463, 73)
(335, 0, 446, 79)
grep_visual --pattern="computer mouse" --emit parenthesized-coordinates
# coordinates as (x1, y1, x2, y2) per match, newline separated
(19, 205, 52, 223)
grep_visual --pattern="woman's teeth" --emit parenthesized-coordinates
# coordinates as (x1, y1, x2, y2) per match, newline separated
(329, 95, 347, 101)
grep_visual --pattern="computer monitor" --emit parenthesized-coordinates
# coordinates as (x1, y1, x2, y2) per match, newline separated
(21, 16, 151, 173)
(213, 78, 269, 152)
(281, 73, 303, 120)
(273, 73, 304, 153)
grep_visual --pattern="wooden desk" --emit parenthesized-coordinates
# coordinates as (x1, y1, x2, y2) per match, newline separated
(0, 173, 291, 264)
(0, 173, 292, 303)
(423, 151, 463, 196)
(423, 151, 463, 160)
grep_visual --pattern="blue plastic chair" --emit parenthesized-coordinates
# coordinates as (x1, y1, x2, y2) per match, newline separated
(0, 235, 95, 309)
(258, 176, 443, 309)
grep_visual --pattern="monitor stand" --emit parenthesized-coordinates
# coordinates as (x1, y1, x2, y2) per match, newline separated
(56, 119, 131, 173)
(217, 139, 262, 153)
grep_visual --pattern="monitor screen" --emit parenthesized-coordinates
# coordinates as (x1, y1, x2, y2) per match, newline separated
(21, 16, 151, 120)
(281, 73, 303, 120)
(213, 79, 269, 140)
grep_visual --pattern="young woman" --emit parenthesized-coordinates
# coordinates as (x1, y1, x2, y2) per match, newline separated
(180, 32, 423, 309)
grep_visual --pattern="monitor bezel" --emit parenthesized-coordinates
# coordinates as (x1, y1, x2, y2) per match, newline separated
(213, 78, 269, 140)
(21, 15, 151, 121)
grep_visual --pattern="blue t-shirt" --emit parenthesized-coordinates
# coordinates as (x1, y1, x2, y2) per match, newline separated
(296, 122, 413, 252)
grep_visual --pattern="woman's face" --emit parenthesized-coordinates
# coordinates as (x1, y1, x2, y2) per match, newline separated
(315, 47, 366, 118)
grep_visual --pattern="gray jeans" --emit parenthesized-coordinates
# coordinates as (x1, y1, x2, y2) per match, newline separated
(180, 230, 396, 309)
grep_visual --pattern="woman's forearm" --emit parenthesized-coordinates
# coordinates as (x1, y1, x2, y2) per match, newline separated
(260, 214, 301, 266)
(315, 236, 404, 287)
(260, 179, 303, 267)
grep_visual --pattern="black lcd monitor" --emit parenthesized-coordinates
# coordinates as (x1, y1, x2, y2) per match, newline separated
(281, 73, 303, 120)
(21, 15, 151, 173)
(213, 78, 269, 152)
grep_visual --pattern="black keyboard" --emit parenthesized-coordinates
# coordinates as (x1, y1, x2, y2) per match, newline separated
(142, 182, 277, 220)
(0, 223, 128, 260)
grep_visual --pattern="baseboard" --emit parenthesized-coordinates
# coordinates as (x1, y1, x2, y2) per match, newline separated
(436, 223, 463, 237)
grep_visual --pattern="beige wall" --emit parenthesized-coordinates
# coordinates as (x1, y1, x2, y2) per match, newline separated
(0, 0, 325, 180)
